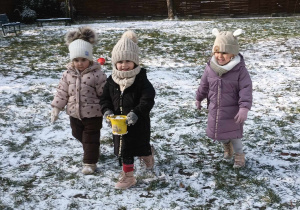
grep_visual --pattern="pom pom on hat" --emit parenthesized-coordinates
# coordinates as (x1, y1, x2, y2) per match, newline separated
(65, 30, 78, 45)
(111, 30, 140, 66)
(212, 28, 243, 55)
(121, 30, 138, 44)
(65, 26, 97, 45)
(66, 27, 97, 61)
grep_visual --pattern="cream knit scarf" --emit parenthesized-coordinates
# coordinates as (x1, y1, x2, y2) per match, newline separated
(210, 55, 241, 77)
(112, 66, 141, 92)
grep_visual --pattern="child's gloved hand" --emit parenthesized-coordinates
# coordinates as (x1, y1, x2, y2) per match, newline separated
(126, 111, 138, 126)
(234, 108, 249, 124)
(195, 100, 202, 110)
(51, 107, 60, 123)
(103, 110, 114, 127)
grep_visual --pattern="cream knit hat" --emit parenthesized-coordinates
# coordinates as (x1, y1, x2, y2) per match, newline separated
(65, 27, 97, 61)
(111, 30, 139, 66)
(212, 28, 243, 55)
(69, 39, 93, 61)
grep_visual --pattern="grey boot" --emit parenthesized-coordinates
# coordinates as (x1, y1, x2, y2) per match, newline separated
(82, 163, 96, 175)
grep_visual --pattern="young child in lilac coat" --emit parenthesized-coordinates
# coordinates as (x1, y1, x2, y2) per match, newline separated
(196, 28, 252, 168)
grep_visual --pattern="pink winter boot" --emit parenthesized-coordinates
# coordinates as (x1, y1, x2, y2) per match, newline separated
(233, 153, 245, 168)
(115, 171, 137, 189)
(115, 164, 137, 189)
(223, 142, 233, 159)
(139, 146, 155, 170)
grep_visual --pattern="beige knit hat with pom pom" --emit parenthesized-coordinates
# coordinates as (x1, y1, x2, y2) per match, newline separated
(65, 26, 97, 61)
(111, 30, 139, 66)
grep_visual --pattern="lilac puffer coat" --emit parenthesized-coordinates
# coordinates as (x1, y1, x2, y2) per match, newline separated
(51, 62, 107, 120)
(196, 54, 252, 141)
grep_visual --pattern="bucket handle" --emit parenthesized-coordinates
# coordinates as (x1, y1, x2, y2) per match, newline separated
(107, 115, 127, 121)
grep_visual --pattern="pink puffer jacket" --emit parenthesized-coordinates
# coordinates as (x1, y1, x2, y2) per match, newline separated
(51, 62, 107, 120)
(196, 54, 252, 141)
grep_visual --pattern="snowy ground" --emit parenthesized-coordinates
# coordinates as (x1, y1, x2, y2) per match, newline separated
(0, 17, 299, 209)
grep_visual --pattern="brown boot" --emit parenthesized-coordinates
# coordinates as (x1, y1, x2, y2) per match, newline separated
(223, 142, 233, 159)
(82, 163, 96, 175)
(139, 146, 155, 170)
(115, 171, 137, 189)
(233, 153, 245, 168)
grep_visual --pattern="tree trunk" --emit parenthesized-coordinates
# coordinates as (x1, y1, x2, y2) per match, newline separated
(166, 0, 175, 19)
(65, 0, 73, 19)
(70, 0, 73, 20)
(65, 0, 69, 17)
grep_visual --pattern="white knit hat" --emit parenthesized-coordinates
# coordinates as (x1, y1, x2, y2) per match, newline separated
(111, 30, 139, 66)
(69, 39, 93, 61)
(212, 28, 243, 55)
(65, 27, 97, 61)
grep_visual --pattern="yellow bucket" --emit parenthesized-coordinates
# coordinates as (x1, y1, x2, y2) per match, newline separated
(107, 115, 128, 135)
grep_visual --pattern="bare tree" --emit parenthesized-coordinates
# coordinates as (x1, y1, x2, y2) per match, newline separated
(65, 0, 73, 19)
(166, 0, 175, 19)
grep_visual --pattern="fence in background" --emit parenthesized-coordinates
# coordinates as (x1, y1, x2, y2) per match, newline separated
(73, 0, 300, 18)
(1, 0, 300, 20)
(173, 0, 300, 17)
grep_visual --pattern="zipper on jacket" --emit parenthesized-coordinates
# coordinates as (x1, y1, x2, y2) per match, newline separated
(215, 79, 221, 140)
(75, 69, 81, 120)
(118, 91, 124, 166)
(120, 91, 124, 114)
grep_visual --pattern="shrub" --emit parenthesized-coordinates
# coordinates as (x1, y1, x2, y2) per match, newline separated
(20, 6, 36, 23)
(15, 0, 64, 21)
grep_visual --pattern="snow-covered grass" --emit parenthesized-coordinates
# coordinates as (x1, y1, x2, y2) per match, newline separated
(0, 17, 299, 209)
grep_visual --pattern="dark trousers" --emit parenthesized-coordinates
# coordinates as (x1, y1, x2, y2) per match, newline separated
(70, 116, 102, 164)
(123, 156, 134, 164)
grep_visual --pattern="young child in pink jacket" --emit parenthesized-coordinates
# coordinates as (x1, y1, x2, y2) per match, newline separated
(51, 27, 107, 174)
(196, 28, 252, 168)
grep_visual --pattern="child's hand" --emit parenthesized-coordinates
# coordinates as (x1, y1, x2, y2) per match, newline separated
(126, 111, 138, 126)
(51, 107, 60, 123)
(195, 101, 202, 110)
(103, 110, 114, 127)
(234, 108, 249, 124)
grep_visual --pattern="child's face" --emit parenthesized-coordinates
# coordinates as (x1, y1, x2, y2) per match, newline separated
(73, 57, 90, 71)
(214, 52, 235, 66)
(116, 60, 135, 71)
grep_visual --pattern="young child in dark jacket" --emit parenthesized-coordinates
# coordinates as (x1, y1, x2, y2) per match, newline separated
(196, 28, 252, 168)
(100, 31, 155, 189)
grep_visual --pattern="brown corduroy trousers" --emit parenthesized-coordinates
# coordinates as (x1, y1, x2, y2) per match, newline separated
(70, 116, 103, 164)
